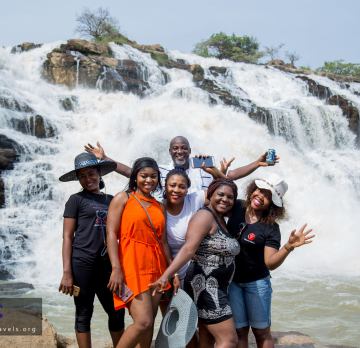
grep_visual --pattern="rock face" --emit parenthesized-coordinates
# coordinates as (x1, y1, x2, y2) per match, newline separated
(0, 95, 33, 113)
(0, 135, 20, 209)
(329, 95, 360, 142)
(9, 115, 55, 138)
(11, 42, 42, 53)
(42, 40, 150, 94)
(295, 76, 360, 142)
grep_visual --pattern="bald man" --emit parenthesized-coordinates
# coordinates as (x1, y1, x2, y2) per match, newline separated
(84, 136, 278, 199)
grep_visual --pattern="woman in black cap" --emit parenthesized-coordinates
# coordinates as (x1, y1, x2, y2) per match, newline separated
(58, 153, 125, 348)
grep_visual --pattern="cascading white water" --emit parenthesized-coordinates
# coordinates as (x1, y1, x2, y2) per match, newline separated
(1, 42, 359, 345)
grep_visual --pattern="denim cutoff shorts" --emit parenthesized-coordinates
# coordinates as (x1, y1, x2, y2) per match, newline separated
(228, 275, 272, 329)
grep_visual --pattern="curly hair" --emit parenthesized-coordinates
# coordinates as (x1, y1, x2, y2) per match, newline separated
(244, 180, 287, 226)
(207, 178, 238, 201)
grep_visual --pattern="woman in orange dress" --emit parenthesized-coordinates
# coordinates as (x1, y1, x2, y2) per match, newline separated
(106, 157, 174, 348)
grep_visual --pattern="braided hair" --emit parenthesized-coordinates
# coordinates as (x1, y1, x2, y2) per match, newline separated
(207, 178, 238, 201)
(163, 166, 191, 199)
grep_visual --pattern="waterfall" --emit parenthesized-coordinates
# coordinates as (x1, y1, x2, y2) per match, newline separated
(0, 41, 360, 344)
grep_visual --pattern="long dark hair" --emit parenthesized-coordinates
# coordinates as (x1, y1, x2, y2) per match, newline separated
(126, 157, 162, 194)
(244, 180, 287, 226)
(163, 166, 191, 199)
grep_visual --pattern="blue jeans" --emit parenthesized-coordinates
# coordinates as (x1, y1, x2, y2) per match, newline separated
(228, 276, 272, 329)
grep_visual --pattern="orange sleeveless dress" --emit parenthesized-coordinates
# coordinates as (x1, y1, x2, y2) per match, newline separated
(113, 191, 170, 310)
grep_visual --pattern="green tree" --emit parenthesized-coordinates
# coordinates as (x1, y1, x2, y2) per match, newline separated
(285, 51, 301, 67)
(315, 60, 360, 77)
(192, 32, 263, 63)
(74, 7, 120, 41)
(263, 43, 285, 60)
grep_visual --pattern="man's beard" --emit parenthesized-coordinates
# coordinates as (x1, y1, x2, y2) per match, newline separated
(174, 157, 187, 166)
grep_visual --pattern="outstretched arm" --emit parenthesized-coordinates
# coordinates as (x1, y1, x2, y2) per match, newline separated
(84, 142, 131, 178)
(265, 224, 314, 271)
(227, 151, 280, 180)
(149, 210, 213, 295)
(106, 192, 129, 294)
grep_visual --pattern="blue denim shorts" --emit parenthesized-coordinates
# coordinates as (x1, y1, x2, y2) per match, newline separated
(228, 275, 272, 329)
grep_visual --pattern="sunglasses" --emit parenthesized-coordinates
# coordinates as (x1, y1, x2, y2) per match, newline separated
(235, 222, 247, 240)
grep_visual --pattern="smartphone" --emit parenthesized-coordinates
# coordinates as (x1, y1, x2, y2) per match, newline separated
(73, 285, 80, 297)
(191, 156, 215, 168)
(118, 283, 133, 302)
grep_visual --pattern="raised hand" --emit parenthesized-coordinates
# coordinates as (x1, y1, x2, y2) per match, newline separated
(258, 151, 280, 167)
(148, 275, 169, 296)
(288, 224, 315, 249)
(201, 162, 226, 179)
(220, 157, 235, 174)
(84, 141, 105, 160)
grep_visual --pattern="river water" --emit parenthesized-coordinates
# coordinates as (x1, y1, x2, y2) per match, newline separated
(0, 42, 359, 346)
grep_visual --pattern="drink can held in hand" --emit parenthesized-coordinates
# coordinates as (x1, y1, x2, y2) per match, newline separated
(266, 149, 276, 164)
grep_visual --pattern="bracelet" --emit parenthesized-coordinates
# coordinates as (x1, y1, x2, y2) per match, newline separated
(173, 273, 180, 278)
(284, 243, 294, 252)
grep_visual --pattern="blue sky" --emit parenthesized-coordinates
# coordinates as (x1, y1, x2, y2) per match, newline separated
(1, 0, 358, 68)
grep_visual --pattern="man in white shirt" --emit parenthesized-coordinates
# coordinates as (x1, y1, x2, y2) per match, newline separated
(84, 136, 278, 199)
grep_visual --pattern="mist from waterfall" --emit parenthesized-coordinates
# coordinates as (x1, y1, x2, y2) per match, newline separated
(0, 42, 359, 344)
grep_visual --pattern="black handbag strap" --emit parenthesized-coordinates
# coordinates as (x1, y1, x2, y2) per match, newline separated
(130, 193, 162, 250)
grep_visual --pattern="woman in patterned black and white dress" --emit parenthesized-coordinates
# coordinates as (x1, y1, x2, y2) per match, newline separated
(150, 178, 240, 348)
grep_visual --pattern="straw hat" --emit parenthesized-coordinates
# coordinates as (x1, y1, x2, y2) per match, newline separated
(59, 153, 117, 182)
(155, 289, 198, 348)
(255, 173, 288, 207)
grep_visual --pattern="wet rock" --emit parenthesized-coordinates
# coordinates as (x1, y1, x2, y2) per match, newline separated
(0, 95, 33, 112)
(176, 58, 189, 65)
(0, 177, 4, 208)
(0, 282, 34, 292)
(42, 48, 150, 95)
(329, 95, 359, 140)
(60, 39, 111, 56)
(0, 134, 19, 171)
(11, 42, 42, 53)
(295, 76, 331, 100)
(59, 96, 77, 111)
(29, 115, 55, 138)
(0, 313, 57, 348)
(190, 64, 205, 82)
(0, 266, 15, 280)
(134, 43, 165, 53)
(209, 66, 227, 77)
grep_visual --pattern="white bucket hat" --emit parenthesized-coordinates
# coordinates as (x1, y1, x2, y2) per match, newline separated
(155, 289, 198, 348)
(255, 173, 288, 207)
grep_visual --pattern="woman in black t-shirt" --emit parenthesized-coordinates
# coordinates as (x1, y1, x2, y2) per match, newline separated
(58, 153, 125, 348)
(227, 173, 314, 348)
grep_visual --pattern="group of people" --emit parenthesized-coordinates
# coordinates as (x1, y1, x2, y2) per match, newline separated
(59, 136, 314, 348)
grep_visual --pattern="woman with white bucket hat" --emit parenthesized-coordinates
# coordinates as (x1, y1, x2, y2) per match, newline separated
(227, 173, 315, 348)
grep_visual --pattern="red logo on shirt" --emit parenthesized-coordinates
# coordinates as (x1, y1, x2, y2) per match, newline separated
(248, 233, 256, 241)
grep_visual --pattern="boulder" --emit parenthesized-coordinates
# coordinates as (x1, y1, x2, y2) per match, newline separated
(59, 97, 77, 111)
(303, 69, 315, 75)
(133, 43, 165, 53)
(209, 66, 227, 77)
(21, 42, 42, 51)
(0, 134, 19, 171)
(29, 115, 55, 138)
(11, 43, 42, 53)
(42, 49, 150, 95)
(0, 95, 33, 112)
(0, 313, 57, 348)
(0, 267, 15, 280)
(60, 39, 111, 56)
(267, 59, 286, 67)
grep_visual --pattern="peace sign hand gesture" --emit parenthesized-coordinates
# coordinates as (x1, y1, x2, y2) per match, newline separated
(288, 224, 315, 249)
(220, 157, 235, 175)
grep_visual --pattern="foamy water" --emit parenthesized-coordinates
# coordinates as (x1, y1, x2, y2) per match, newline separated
(0, 43, 359, 345)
